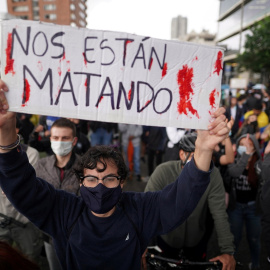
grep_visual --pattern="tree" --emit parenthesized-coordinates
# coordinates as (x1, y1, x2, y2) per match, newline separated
(237, 16, 270, 77)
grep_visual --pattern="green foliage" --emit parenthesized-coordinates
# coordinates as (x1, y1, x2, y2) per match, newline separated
(237, 16, 270, 73)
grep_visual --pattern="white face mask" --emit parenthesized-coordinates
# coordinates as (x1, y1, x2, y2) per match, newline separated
(237, 145, 247, 156)
(51, 140, 74, 157)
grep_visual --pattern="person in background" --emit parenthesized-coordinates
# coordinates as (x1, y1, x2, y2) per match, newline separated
(163, 127, 187, 161)
(0, 241, 40, 270)
(16, 113, 34, 144)
(145, 133, 236, 268)
(0, 118, 43, 265)
(89, 121, 116, 146)
(145, 126, 167, 176)
(226, 134, 262, 270)
(34, 118, 80, 270)
(118, 123, 143, 181)
(260, 140, 270, 266)
(28, 115, 60, 155)
(225, 96, 244, 139)
(234, 114, 260, 141)
(244, 100, 269, 130)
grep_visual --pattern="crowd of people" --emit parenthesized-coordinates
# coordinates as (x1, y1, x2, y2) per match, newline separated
(0, 79, 270, 270)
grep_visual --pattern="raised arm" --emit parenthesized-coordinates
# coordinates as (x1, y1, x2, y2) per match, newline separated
(0, 80, 17, 152)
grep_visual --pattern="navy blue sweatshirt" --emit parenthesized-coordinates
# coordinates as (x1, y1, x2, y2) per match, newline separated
(0, 146, 211, 270)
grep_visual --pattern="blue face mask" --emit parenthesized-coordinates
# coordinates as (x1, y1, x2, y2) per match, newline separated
(80, 183, 122, 214)
(237, 145, 247, 155)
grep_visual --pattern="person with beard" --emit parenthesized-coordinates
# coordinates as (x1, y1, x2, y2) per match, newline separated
(226, 134, 262, 270)
(0, 79, 233, 270)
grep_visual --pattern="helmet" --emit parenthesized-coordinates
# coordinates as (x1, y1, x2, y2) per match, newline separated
(178, 133, 197, 152)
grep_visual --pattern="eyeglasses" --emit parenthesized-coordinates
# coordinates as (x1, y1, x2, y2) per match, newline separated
(80, 174, 121, 188)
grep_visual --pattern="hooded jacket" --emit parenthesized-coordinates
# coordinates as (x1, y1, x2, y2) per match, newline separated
(227, 134, 262, 212)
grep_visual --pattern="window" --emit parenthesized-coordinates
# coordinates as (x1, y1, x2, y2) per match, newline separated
(79, 20, 85, 27)
(79, 2, 85, 10)
(44, 14, 57, 20)
(13, 6, 29, 12)
(79, 11, 85, 19)
(70, 13, 76, 20)
(70, 4, 76, 11)
(20, 15, 28, 19)
(12, 0, 27, 2)
(70, 22, 77, 27)
(44, 4, 56, 11)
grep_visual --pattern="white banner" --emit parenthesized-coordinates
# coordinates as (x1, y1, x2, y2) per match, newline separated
(0, 20, 224, 129)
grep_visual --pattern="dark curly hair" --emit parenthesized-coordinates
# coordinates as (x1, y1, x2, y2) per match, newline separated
(73, 145, 128, 184)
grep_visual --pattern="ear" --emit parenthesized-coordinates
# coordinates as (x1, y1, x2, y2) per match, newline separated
(73, 137, 78, 146)
(179, 149, 185, 161)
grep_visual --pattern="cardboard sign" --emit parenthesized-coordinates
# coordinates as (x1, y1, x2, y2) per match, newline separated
(0, 20, 224, 129)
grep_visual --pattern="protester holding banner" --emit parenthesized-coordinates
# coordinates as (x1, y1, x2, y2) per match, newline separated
(0, 78, 233, 270)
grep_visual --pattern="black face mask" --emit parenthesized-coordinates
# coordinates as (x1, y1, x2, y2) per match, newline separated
(250, 120, 258, 127)
(80, 183, 122, 214)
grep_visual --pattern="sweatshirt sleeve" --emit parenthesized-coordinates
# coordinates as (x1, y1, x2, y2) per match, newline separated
(138, 157, 211, 241)
(227, 153, 250, 177)
(0, 146, 75, 235)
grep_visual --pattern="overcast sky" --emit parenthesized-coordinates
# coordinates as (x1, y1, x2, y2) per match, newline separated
(1, 0, 220, 40)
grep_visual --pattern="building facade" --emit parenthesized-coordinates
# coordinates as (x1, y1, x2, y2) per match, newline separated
(217, 0, 270, 84)
(171, 15, 187, 40)
(6, 0, 87, 27)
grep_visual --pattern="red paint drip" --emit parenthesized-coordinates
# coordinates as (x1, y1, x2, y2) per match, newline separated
(5, 33, 15, 75)
(213, 51, 223, 76)
(84, 78, 88, 87)
(149, 58, 153, 70)
(209, 89, 216, 109)
(96, 96, 103, 107)
(128, 89, 132, 101)
(62, 52, 66, 60)
(37, 61, 43, 71)
(124, 40, 133, 60)
(177, 65, 199, 118)
(82, 52, 87, 65)
(145, 100, 151, 107)
(58, 67, 62, 76)
(22, 79, 31, 106)
(162, 62, 168, 78)
(67, 60, 70, 72)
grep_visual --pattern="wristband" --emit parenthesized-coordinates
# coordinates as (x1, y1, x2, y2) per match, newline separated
(0, 134, 21, 150)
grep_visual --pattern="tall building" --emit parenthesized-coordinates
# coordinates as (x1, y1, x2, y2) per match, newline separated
(171, 15, 187, 40)
(6, 0, 87, 27)
(216, 0, 270, 84)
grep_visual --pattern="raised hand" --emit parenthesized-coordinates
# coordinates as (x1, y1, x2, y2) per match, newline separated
(197, 108, 234, 152)
(0, 79, 17, 152)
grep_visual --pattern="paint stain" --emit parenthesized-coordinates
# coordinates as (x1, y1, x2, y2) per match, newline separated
(62, 52, 66, 60)
(5, 32, 15, 75)
(128, 89, 132, 101)
(57, 67, 62, 76)
(82, 52, 87, 66)
(22, 79, 31, 106)
(37, 61, 43, 71)
(213, 51, 223, 76)
(162, 62, 168, 78)
(145, 100, 151, 107)
(177, 65, 199, 118)
(96, 96, 103, 107)
(209, 89, 216, 110)
(124, 40, 133, 61)
(149, 58, 153, 70)
(84, 78, 88, 88)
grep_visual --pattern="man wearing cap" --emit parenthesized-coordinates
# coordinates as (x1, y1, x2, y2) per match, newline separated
(145, 132, 236, 269)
